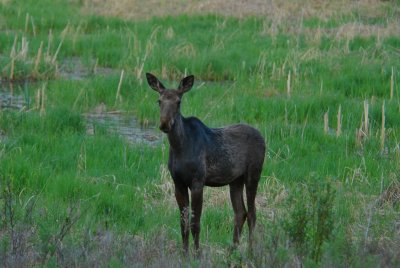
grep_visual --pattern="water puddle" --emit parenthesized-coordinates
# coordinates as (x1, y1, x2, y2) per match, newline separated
(58, 57, 162, 145)
(84, 109, 162, 146)
(59, 57, 118, 80)
(0, 81, 29, 110)
(0, 82, 161, 146)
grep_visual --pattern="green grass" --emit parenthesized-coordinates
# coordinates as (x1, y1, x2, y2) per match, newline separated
(1, 0, 400, 266)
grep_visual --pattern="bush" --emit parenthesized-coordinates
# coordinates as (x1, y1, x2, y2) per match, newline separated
(284, 179, 336, 263)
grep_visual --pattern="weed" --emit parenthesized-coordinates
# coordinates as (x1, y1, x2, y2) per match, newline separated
(284, 180, 336, 263)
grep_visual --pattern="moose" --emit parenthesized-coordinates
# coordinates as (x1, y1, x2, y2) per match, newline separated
(146, 73, 265, 254)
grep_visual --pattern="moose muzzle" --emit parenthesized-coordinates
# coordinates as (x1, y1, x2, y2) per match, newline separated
(159, 117, 174, 133)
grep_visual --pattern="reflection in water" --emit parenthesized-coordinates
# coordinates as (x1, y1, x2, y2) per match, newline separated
(0, 81, 29, 110)
(0, 82, 161, 146)
(85, 113, 161, 146)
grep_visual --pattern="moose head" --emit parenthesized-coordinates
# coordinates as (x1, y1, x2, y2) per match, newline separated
(146, 73, 194, 133)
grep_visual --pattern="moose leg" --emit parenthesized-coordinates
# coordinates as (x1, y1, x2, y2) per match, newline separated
(246, 185, 257, 247)
(245, 168, 262, 247)
(229, 178, 247, 246)
(174, 183, 190, 254)
(190, 182, 204, 253)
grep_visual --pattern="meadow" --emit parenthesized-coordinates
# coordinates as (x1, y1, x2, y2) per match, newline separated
(0, 0, 400, 266)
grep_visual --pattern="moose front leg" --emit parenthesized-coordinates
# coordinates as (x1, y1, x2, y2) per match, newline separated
(190, 182, 204, 253)
(174, 183, 190, 254)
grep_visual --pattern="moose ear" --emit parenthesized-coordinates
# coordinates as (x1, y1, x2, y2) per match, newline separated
(178, 75, 194, 94)
(146, 73, 166, 93)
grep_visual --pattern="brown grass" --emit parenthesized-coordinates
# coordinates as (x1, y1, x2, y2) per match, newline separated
(83, 0, 396, 20)
(378, 179, 400, 207)
(82, 0, 400, 41)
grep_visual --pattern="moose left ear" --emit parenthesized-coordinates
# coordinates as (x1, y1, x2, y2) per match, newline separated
(146, 73, 166, 93)
(178, 75, 194, 94)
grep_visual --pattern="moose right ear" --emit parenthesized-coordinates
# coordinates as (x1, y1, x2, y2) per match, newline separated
(178, 75, 194, 94)
(146, 73, 166, 93)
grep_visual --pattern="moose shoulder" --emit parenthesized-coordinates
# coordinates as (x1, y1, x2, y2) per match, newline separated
(146, 73, 265, 254)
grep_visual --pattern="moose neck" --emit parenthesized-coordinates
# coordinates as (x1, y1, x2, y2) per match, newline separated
(166, 113, 187, 151)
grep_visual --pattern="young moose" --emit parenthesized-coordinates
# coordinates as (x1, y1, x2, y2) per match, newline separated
(146, 73, 265, 253)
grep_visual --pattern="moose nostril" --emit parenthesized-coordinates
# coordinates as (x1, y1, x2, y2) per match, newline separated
(159, 117, 174, 133)
(159, 119, 169, 132)
(159, 124, 169, 133)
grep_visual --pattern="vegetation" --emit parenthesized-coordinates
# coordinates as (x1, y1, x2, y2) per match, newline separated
(0, 0, 399, 266)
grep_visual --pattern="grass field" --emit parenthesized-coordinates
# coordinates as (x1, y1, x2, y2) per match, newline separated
(1, 0, 400, 266)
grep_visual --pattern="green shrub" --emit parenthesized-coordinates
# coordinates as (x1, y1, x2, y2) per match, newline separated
(284, 179, 336, 263)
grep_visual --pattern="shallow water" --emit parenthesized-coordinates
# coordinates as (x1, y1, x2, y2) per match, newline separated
(0, 81, 29, 110)
(0, 81, 161, 146)
(59, 57, 118, 80)
(84, 112, 162, 146)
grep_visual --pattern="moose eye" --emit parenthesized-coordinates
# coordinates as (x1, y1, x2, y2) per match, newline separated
(177, 100, 181, 106)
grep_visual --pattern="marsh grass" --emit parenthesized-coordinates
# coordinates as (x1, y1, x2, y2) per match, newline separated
(1, 0, 400, 266)
(0, 29, 66, 81)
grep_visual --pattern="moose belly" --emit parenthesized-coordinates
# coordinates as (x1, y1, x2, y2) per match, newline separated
(169, 151, 246, 187)
(204, 161, 245, 186)
(204, 176, 234, 187)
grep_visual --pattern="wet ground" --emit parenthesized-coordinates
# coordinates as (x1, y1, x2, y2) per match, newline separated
(0, 82, 29, 110)
(84, 112, 161, 146)
(59, 57, 118, 80)
(0, 64, 161, 146)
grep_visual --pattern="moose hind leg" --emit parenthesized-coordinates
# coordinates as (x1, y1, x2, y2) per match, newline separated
(245, 167, 262, 246)
(174, 183, 190, 254)
(229, 177, 247, 246)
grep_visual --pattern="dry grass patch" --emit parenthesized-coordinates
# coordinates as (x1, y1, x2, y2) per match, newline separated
(83, 0, 400, 40)
(83, 0, 397, 20)
(333, 21, 400, 39)
(378, 179, 400, 207)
